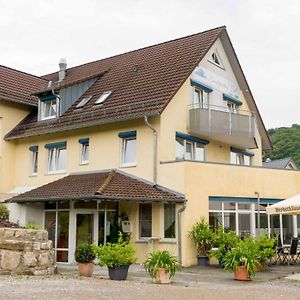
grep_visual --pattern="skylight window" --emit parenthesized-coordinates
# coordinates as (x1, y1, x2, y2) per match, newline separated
(76, 96, 93, 108)
(95, 91, 112, 105)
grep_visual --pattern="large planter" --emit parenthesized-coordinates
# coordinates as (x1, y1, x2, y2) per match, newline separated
(78, 262, 94, 277)
(108, 265, 130, 280)
(234, 265, 250, 281)
(197, 255, 209, 266)
(152, 268, 171, 284)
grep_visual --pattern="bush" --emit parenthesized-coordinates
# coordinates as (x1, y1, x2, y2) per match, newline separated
(144, 250, 178, 279)
(209, 227, 241, 267)
(25, 223, 43, 230)
(75, 244, 96, 264)
(255, 235, 276, 264)
(0, 204, 9, 220)
(94, 232, 136, 267)
(188, 217, 213, 256)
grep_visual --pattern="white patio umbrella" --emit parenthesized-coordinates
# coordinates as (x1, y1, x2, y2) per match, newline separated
(266, 194, 300, 215)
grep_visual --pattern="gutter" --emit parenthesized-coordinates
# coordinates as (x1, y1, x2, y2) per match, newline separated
(177, 199, 187, 265)
(144, 115, 157, 185)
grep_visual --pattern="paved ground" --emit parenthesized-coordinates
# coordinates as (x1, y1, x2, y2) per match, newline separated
(0, 264, 300, 300)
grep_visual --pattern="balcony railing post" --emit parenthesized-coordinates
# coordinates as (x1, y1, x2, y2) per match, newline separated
(229, 110, 232, 134)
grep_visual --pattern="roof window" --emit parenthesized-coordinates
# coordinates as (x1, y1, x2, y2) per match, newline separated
(95, 91, 112, 105)
(75, 96, 93, 108)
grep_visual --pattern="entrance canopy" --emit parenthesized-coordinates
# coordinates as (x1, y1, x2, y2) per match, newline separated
(5, 169, 185, 204)
(266, 194, 300, 215)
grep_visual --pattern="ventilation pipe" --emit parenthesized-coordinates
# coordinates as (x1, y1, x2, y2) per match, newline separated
(58, 58, 67, 82)
(144, 115, 157, 185)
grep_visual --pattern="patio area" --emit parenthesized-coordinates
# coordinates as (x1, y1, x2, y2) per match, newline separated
(1, 264, 300, 299)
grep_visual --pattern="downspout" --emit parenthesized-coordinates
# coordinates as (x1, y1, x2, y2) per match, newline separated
(144, 115, 157, 185)
(51, 86, 61, 116)
(177, 200, 187, 266)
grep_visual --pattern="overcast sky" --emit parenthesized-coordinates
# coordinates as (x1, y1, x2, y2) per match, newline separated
(0, 0, 299, 129)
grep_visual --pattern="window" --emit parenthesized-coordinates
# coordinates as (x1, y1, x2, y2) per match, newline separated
(227, 102, 238, 113)
(29, 145, 38, 175)
(164, 203, 176, 239)
(230, 149, 252, 166)
(209, 49, 224, 68)
(139, 203, 152, 238)
(75, 96, 92, 109)
(46, 142, 67, 173)
(95, 91, 112, 105)
(79, 138, 89, 164)
(40, 99, 58, 120)
(176, 136, 205, 161)
(193, 88, 209, 109)
(118, 131, 137, 166)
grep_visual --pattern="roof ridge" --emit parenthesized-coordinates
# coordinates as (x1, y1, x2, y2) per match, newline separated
(42, 26, 226, 78)
(0, 64, 48, 82)
(97, 170, 116, 194)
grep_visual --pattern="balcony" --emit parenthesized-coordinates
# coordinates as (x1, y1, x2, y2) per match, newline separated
(188, 104, 258, 149)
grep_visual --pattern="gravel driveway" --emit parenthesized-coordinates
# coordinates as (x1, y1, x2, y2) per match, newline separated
(1, 265, 300, 300)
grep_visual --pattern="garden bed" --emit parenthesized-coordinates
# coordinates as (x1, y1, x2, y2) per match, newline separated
(0, 218, 20, 228)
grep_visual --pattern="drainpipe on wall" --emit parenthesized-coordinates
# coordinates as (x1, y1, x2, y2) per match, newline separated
(144, 115, 157, 186)
(177, 200, 187, 266)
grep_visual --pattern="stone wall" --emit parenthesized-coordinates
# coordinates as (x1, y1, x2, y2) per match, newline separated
(0, 228, 55, 275)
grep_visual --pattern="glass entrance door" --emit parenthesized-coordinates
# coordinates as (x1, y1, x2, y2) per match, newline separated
(76, 214, 94, 246)
(98, 210, 118, 245)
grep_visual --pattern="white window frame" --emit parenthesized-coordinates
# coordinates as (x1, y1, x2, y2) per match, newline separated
(176, 137, 206, 162)
(230, 151, 252, 166)
(30, 150, 38, 176)
(40, 99, 58, 121)
(193, 86, 209, 109)
(208, 49, 225, 69)
(121, 137, 137, 167)
(95, 91, 112, 105)
(47, 147, 67, 174)
(80, 143, 89, 165)
(161, 203, 176, 241)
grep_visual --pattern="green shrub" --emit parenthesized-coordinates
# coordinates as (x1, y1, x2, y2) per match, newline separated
(209, 227, 241, 267)
(188, 217, 213, 256)
(223, 237, 259, 277)
(94, 232, 136, 267)
(255, 235, 276, 264)
(144, 250, 178, 279)
(0, 204, 9, 220)
(25, 223, 43, 230)
(75, 244, 96, 263)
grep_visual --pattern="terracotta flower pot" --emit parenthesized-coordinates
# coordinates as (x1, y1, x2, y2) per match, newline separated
(233, 265, 250, 281)
(153, 268, 171, 284)
(78, 262, 94, 277)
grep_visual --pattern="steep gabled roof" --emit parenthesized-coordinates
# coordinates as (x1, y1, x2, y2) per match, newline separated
(0, 65, 47, 107)
(5, 170, 185, 203)
(5, 26, 225, 140)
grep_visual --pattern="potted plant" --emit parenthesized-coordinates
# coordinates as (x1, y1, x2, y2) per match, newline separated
(75, 243, 96, 277)
(188, 217, 213, 266)
(144, 250, 178, 284)
(255, 235, 276, 271)
(94, 232, 136, 280)
(209, 227, 240, 268)
(223, 237, 259, 281)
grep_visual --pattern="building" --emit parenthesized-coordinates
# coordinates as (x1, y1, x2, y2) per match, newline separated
(1, 26, 300, 266)
(263, 158, 298, 170)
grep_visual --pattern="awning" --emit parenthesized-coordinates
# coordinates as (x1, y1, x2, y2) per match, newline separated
(223, 93, 243, 106)
(266, 194, 300, 215)
(5, 170, 185, 204)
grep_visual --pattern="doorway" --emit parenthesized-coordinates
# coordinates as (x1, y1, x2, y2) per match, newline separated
(76, 213, 94, 246)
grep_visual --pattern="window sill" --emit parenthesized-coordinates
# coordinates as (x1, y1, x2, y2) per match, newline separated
(46, 171, 66, 176)
(135, 240, 148, 244)
(159, 238, 177, 244)
(29, 174, 38, 178)
(79, 161, 89, 166)
(120, 163, 137, 168)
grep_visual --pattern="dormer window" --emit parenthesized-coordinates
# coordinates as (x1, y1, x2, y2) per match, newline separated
(40, 98, 58, 120)
(95, 91, 112, 105)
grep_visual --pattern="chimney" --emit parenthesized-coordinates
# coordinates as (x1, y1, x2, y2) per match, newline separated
(58, 58, 67, 82)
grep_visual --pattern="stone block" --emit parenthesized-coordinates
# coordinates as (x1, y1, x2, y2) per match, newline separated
(38, 253, 50, 266)
(15, 229, 27, 239)
(3, 229, 15, 238)
(23, 252, 37, 267)
(0, 250, 21, 270)
(32, 269, 48, 276)
(33, 242, 41, 251)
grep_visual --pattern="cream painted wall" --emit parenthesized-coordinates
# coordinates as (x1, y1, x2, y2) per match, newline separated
(0, 101, 32, 200)
(159, 161, 300, 266)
